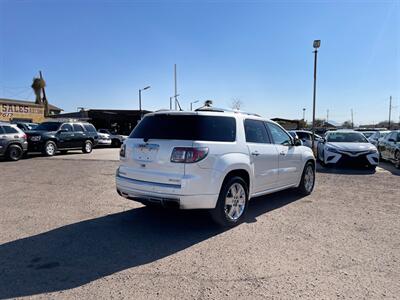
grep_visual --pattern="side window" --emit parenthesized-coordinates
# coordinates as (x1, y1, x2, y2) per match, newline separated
(73, 124, 84, 132)
(3, 126, 19, 134)
(266, 123, 292, 146)
(0, 126, 4, 134)
(297, 132, 309, 140)
(244, 119, 270, 143)
(61, 124, 73, 132)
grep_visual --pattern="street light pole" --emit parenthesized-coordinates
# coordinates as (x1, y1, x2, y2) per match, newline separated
(138, 85, 151, 119)
(311, 40, 321, 153)
(190, 100, 199, 111)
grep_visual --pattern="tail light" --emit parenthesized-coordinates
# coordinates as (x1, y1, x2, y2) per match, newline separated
(171, 147, 208, 163)
(22, 133, 27, 140)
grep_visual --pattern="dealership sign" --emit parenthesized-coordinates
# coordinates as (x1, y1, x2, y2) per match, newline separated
(1, 103, 44, 118)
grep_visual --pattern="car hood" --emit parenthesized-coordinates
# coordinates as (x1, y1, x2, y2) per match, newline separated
(326, 142, 376, 152)
(25, 130, 56, 136)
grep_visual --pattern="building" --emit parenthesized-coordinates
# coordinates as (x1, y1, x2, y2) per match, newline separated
(0, 98, 63, 123)
(51, 109, 151, 135)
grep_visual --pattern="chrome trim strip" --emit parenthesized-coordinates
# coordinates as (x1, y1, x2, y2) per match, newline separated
(116, 174, 181, 189)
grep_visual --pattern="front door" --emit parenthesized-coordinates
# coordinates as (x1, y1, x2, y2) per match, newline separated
(266, 122, 303, 186)
(58, 123, 74, 148)
(244, 119, 279, 194)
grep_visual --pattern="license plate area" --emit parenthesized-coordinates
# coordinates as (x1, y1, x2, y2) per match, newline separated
(133, 143, 159, 161)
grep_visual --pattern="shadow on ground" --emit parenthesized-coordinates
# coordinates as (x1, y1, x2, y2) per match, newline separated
(0, 189, 302, 299)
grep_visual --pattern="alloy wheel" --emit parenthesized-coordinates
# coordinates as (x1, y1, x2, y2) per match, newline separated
(224, 183, 246, 221)
(304, 164, 315, 192)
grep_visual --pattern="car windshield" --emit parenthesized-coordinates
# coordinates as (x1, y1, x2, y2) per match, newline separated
(35, 122, 62, 131)
(326, 132, 368, 143)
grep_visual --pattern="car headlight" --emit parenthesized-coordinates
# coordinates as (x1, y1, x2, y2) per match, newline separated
(368, 148, 378, 154)
(30, 136, 41, 141)
(326, 146, 339, 153)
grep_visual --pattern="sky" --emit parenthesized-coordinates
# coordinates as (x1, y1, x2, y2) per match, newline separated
(0, 0, 399, 125)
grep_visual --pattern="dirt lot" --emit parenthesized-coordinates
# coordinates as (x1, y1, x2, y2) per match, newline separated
(0, 149, 399, 299)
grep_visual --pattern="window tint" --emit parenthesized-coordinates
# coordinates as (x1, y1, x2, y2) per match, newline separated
(61, 124, 73, 132)
(130, 115, 236, 142)
(83, 124, 97, 132)
(244, 119, 270, 143)
(297, 132, 310, 140)
(3, 125, 19, 134)
(267, 123, 292, 145)
(73, 124, 84, 132)
(0, 126, 4, 134)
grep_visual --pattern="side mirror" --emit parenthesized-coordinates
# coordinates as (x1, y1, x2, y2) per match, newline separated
(388, 138, 395, 143)
(294, 137, 303, 146)
(58, 129, 68, 134)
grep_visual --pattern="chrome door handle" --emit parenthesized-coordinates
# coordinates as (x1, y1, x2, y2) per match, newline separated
(251, 151, 260, 156)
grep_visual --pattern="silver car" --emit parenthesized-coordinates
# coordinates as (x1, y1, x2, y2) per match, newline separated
(0, 122, 28, 161)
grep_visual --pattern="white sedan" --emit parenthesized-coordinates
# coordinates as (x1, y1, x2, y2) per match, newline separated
(96, 132, 112, 146)
(317, 130, 379, 170)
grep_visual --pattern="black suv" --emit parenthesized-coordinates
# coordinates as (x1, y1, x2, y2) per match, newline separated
(26, 121, 99, 156)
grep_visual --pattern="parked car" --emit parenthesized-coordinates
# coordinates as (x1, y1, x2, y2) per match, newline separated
(26, 121, 98, 156)
(116, 109, 315, 227)
(11, 121, 38, 132)
(368, 130, 390, 146)
(359, 131, 376, 139)
(288, 130, 323, 150)
(96, 131, 112, 146)
(317, 130, 379, 169)
(378, 130, 400, 168)
(0, 122, 28, 161)
(98, 129, 127, 147)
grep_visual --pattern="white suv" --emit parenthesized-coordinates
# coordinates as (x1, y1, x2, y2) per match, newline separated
(116, 109, 315, 226)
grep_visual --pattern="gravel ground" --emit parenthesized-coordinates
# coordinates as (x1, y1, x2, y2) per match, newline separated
(0, 150, 399, 299)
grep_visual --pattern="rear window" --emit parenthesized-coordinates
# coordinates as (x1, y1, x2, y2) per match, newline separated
(130, 114, 236, 142)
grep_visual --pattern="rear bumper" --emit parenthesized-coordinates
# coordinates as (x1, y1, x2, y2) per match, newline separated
(97, 139, 112, 145)
(116, 174, 219, 209)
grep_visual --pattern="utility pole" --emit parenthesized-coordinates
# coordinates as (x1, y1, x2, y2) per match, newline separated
(388, 95, 392, 129)
(39, 70, 49, 117)
(302, 108, 306, 121)
(351, 109, 354, 129)
(174, 64, 178, 110)
(326, 109, 329, 122)
(311, 40, 321, 153)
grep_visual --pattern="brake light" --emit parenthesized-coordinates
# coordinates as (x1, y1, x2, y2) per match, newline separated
(22, 133, 27, 140)
(120, 144, 126, 158)
(171, 147, 208, 163)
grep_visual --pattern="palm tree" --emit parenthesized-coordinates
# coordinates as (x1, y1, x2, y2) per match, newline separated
(31, 77, 46, 104)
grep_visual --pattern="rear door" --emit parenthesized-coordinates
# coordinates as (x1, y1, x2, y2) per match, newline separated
(244, 119, 279, 193)
(266, 122, 303, 186)
(72, 123, 86, 148)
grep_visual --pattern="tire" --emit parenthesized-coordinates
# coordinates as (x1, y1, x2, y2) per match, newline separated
(112, 139, 121, 148)
(210, 176, 248, 227)
(367, 165, 376, 171)
(6, 144, 23, 161)
(318, 151, 326, 167)
(43, 141, 57, 156)
(395, 151, 400, 169)
(82, 140, 93, 154)
(297, 161, 315, 196)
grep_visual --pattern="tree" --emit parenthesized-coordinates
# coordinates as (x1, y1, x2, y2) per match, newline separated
(31, 77, 46, 104)
(230, 98, 243, 110)
(342, 120, 352, 129)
